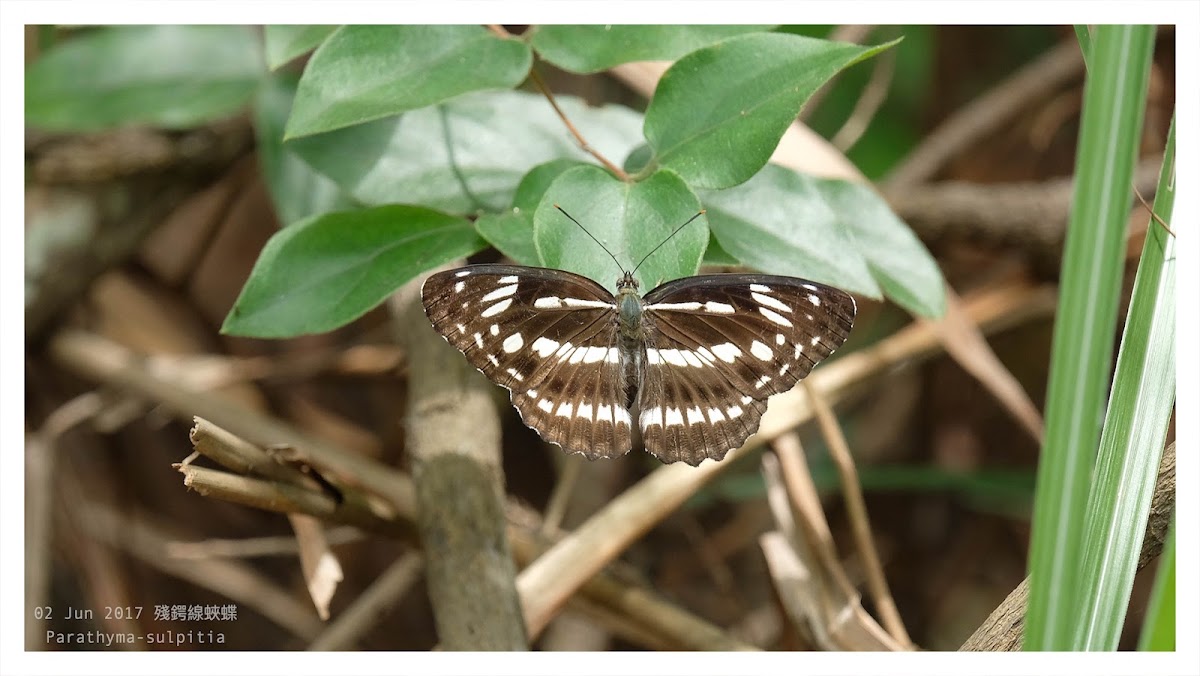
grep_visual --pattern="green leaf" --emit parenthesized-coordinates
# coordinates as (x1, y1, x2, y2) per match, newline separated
(475, 159, 586, 265)
(534, 166, 707, 290)
(1023, 25, 1156, 651)
(255, 72, 359, 226)
(264, 25, 338, 70)
(285, 25, 532, 138)
(702, 164, 879, 298)
(531, 25, 773, 74)
(1074, 117, 1175, 650)
(1139, 521, 1175, 651)
(287, 90, 644, 215)
(26, 25, 263, 131)
(222, 205, 486, 337)
(701, 235, 740, 267)
(813, 178, 945, 317)
(644, 32, 898, 189)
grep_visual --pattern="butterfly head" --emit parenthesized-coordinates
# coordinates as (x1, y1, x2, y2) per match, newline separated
(616, 270, 640, 292)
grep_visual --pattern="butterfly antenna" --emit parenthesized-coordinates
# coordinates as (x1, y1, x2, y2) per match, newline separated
(631, 210, 706, 276)
(554, 205, 628, 275)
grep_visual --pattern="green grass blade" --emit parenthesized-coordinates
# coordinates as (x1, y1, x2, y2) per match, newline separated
(1139, 521, 1176, 651)
(1023, 25, 1156, 651)
(1075, 116, 1174, 650)
(1074, 25, 1093, 70)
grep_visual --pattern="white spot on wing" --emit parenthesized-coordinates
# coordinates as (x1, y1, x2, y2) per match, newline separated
(532, 337, 559, 357)
(686, 406, 705, 424)
(606, 347, 619, 363)
(534, 296, 562, 309)
(581, 346, 608, 363)
(481, 298, 513, 317)
(776, 333, 785, 346)
(755, 374, 772, 389)
(647, 348, 661, 365)
(727, 405, 743, 418)
(741, 395, 752, 404)
(502, 333, 524, 353)
(576, 402, 593, 419)
(704, 301, 735, 314)
(759, 307, 793, 327)
(555, 401, 573, 418)
(810, 335, 821, 346)
(498, 275, 518, 284)
(568, 347, 587, 364)
(640, 407, 663, 428)
(454, 281, 465, 293)
(708, 407, 726, 422)
(490, 324, 499, 336)
(455, 323, 466, 334)
(802, 283, 817, 291)
(614, 407, 631, 426)
(780, 363, 790, 376)
(455, 270, 471, 278)
(681, 350, 703, 367)
(711, 343, 741, 363)
(473, 332, 484, 349)
(481, 284, 517, 302)
(752, 291, 791, 313)
(750, 340, 774, 361)
(809, 294, 821, 307)
(648, 301, 702, 311)
(563, 297, 615, 309)
(665, 407, 685, 427)
(487, 354, 500, 366)
(597, 404, 613, 422)
(537, 399, 553, 413)
(506, 368, 524, 382)
(750, 283, 771, 293)
(526, 389, 538, 398)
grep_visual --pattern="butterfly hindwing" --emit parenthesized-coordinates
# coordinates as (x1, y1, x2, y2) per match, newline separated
(637, 274, 856, 464)
(421, 265, 633, 459)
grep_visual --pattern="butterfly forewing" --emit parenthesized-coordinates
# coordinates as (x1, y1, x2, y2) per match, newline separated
(421, 265, 633, 459)
(637, 275, 855, 464)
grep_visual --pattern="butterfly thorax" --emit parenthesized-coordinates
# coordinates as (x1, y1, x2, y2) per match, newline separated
(615, 271, 646, 409)
(615, 271, 643, 341)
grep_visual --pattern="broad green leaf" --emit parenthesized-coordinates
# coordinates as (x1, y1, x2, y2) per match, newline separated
(702, 164, 879, 298)
(286, 25, 532, 138)
(26, 25, 263, 131)
(475, 159, 586, 265)
(644, 33, 898, 189)
(814, 178, 945, 317)
(287, 90, 644, 215)
(255, 72, 359, 226)
(1075, 117, 1174, 650)
(223, 205, 486, 337)
(531, 25, 772, 74)
(702, 236, 740, 267)
(264, 25, 338, 70)
(534, 166, 707, 290)
(1024, 25, 1156, 651)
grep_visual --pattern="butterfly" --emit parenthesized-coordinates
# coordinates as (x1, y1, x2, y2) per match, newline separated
(420, 209, 855, 466)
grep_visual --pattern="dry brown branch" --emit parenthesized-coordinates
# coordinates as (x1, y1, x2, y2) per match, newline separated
(803, 381, 912, 647)
(166, 527, 364, 560)
(25, 121, 252, 340)
(883, 39, 1085, 191)
(925, 285, 1045, 443)
(960, 442, 1176, 651)
(529, 69, 630, 180)
(48, 330, 416, 517)
(541, 455, 584, 535)
(289, 513, 344, 621)
(74, 493, 324, 641)
(390, 275, 528, 650)
(889, 158, 1163, 257)
(515, 279, 1056, 639)
(308, 552, 424, 651)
